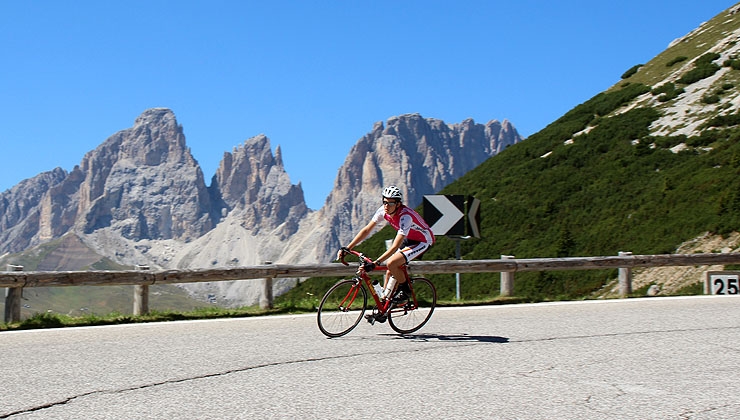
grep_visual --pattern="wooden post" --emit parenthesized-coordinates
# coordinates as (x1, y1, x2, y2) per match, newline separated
(618, 251, 633, 297)
(500, 255, 515, 297)
(260, 261, 274, 310)
(133, 265, 150, 316)
(4, 264, 23, 324)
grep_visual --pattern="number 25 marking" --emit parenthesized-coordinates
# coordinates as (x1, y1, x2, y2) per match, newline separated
(714, 278, 739, 294)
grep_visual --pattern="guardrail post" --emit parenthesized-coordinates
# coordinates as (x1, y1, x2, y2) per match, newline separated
(618, 251, 633, 297)
(133, 265, 150, 315)
(260, 261, 274, 310)
(4, 264, 23, 324)
(500, 255, 515, 296)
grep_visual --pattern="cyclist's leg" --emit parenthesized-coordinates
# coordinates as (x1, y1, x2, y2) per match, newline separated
(386, 241, 429, 299)
(397, 241, 430, 272)
(382, 270, 391, 289)
(385, 252, 407, 285)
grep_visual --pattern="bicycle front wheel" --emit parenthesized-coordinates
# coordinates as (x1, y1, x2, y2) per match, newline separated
(388, 277, 436, 334)
(317, 278, 367, 338)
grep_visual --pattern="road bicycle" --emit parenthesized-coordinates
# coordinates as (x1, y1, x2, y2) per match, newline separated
(317, 249, 437, 337)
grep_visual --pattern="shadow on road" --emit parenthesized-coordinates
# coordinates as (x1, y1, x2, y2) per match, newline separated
(391, 333, 509, 343)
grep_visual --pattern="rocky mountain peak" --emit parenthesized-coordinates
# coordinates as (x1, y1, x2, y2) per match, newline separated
(0, 109, 217, 254)
(121, 107, 191, 167)
(213, 134, 308, 237)
(331, 113, 521, 207)
(78, 108, 214, 241)
(134, 107, 174, 125)
(290, 114, 523, 262)
(0, 168, 68, 252)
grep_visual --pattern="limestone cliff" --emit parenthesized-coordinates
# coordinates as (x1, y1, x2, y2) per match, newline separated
(0, 109, 522, 306)
(284, 114, 522, 264)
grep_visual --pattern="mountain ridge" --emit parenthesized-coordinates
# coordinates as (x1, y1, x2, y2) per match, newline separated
(0, 110, 522, 306)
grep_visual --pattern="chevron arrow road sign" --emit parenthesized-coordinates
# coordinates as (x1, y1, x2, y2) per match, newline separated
(423, 195, 465, 236)
(423, 195, 481, 238)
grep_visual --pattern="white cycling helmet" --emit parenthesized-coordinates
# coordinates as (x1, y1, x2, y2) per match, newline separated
(382, 185, 403, 201)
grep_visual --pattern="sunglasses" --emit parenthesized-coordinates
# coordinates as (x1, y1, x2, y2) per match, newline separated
(382, 201, 399, 206)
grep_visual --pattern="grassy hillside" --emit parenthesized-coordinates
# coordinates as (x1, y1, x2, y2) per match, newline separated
(422, 88, 740, 300)
(453, 70, 740, 298)
(619, 6, 740, 90)
(289, 5, 740, 303)
(313, 95, 738, 301)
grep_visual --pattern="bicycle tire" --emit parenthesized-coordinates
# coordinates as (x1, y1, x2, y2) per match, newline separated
(317, 278, 367, 338)
(388, 277, 436, 334)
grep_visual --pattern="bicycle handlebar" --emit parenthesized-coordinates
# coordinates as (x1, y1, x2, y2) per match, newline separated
(338, 248, 380, 271)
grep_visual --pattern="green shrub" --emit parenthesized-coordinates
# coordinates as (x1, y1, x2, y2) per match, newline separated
(667, 56, 688, 67)
(677, 53, 721, 85)
(651, 83, 684, 101)
(705, 112, 740, 128)
(621, 64, 643, 79)
(698, 52, 722, 65)
(18, 313, 65, 329)
(724, 59, 740, 70)
(678, 64, 721, 84)
(672, 282, 704, 296)
(651, 83, 674, 95)
(686, 134, 716, 147)
(652, 135, 687, 149)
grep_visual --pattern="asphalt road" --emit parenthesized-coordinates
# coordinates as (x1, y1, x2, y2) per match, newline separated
(1, 295, 739, 419)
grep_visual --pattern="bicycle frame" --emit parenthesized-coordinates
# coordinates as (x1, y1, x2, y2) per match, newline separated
(318, 249, 437, 337)
(340, 249, 414, 315)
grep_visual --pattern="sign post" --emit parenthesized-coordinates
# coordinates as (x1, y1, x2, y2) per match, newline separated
(423, 195, 481, 300)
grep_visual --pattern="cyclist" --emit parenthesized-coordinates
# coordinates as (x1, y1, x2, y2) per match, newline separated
(337, 186, 435, 314)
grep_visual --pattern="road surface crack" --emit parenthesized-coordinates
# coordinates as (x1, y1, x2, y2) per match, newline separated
(0, 353, 362, 418)
(512, 325, 740, 344)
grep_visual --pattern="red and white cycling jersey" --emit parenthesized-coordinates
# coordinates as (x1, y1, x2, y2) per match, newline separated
(371, 204, 435, 244)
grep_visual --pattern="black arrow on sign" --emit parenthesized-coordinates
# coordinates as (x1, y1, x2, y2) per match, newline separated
(423, 195, 465, 236)
(466, 196, 481, 238)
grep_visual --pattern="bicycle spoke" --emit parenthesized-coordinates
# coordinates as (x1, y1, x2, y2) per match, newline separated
(388, 277, 436, 334)
(317, 279, 367, 337)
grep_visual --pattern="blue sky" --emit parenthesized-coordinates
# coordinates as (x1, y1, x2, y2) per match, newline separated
(0, 1, 734, 209)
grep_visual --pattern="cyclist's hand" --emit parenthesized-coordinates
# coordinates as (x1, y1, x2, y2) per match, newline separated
(337, 247, 349, 260)
(337, 247, 350, 264)
(361, 260, 376, 272)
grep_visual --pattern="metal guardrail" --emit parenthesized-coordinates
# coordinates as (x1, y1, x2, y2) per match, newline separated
(4, 252, 740, 323)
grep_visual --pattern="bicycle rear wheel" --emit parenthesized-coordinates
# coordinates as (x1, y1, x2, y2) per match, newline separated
(317, 278, 367, 338)
(388, 277, 436, 334)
